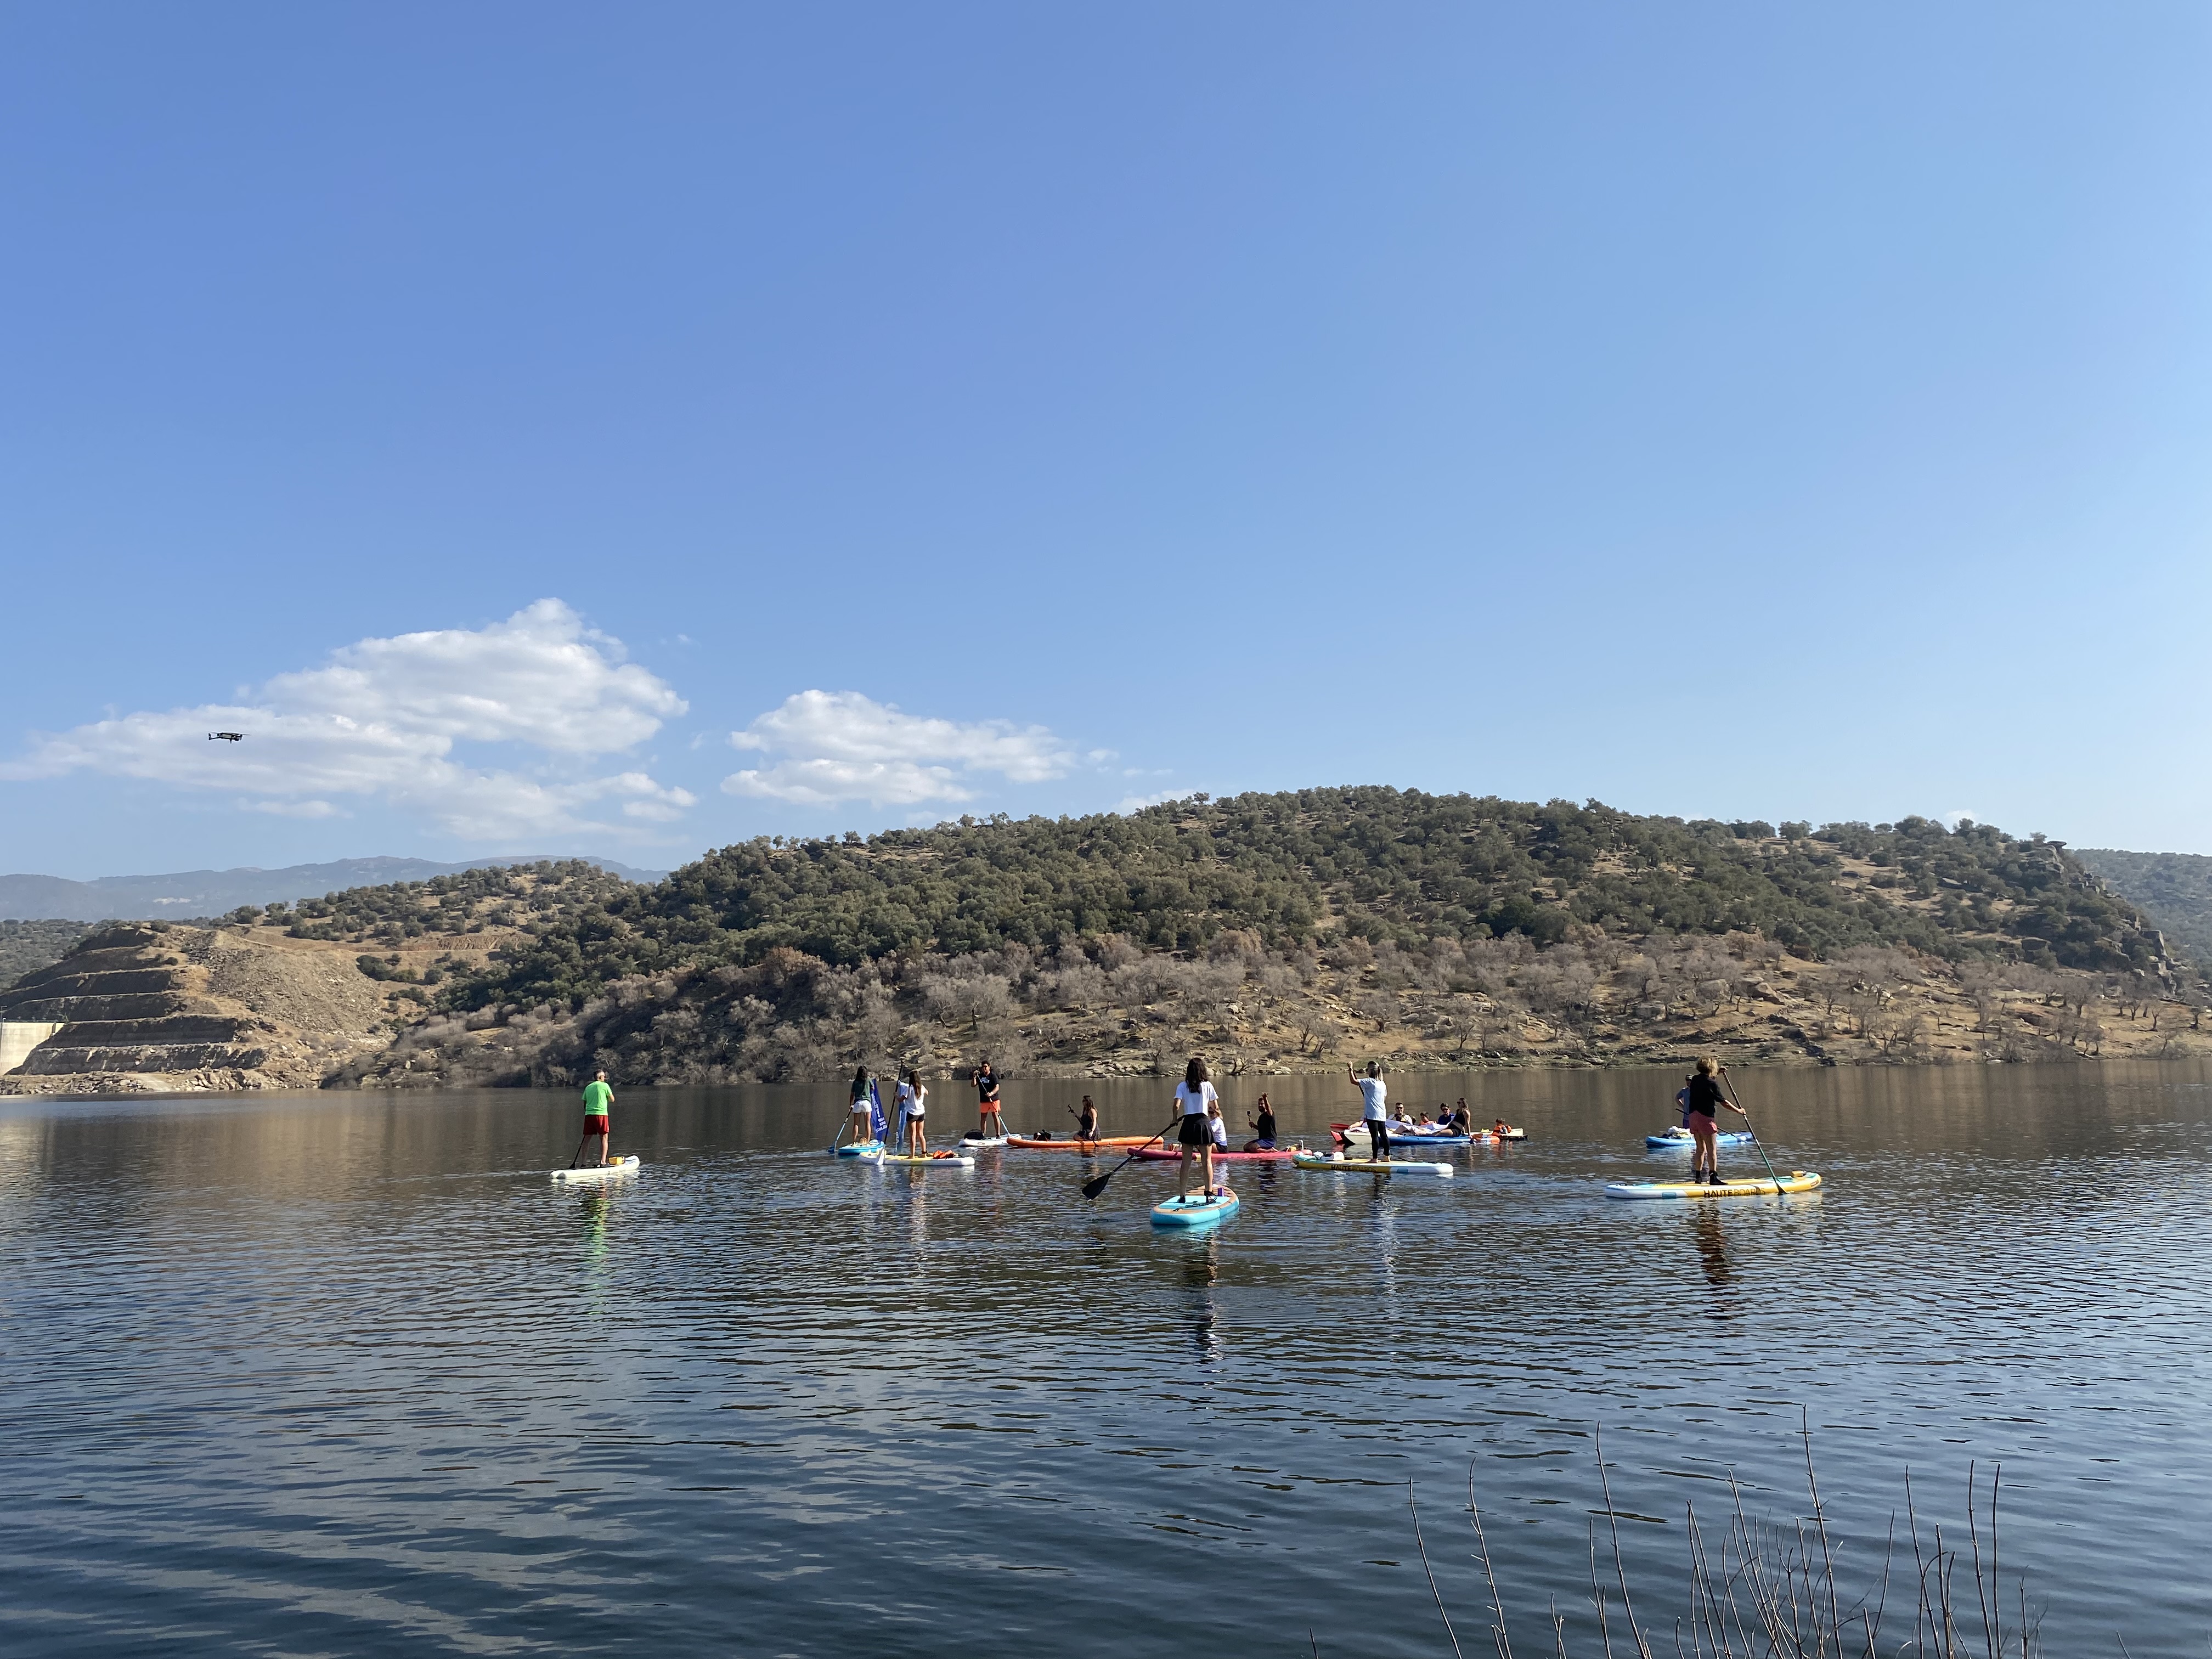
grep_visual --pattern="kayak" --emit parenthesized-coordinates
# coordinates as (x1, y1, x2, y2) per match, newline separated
(1131, 1145, 1300, 1163)
(1150, 1189, 1240, 1228)
(1604, 1170, 1822, 1200)
(1006, 1135, 1159, 1152)
(833, 1139, 884, 1158)
(960, 1132, 1009, 1148)
(551, 1155, 639, 1183)
(1644, 1128, 1756, 1149)
(864, 1149, 977, 1168)
(1293, 1152, 1454, 1177)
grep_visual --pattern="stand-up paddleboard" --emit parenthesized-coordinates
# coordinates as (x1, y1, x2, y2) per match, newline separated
(1006, 1135, 1156, 1152)
(866, 1149, 978, 1168)
(1293, 1152, 1453, 1176)
(1330, 1123, 1522, 1146)
(1604, 1170, 1821, 1200)
(1151, 1189, 1239, 1228)
(1644, 1128, 1756, 1149)
(551, 1155, 639, 1183)
(1131, 1145, 1299, 1163)
(961, 1132, 1010, 1149)
(834, 1139, 884, 1158)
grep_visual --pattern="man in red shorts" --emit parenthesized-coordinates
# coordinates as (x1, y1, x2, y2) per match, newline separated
(581, 1070, 614, 1166)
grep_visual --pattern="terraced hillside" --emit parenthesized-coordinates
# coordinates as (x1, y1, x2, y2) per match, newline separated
(0, 923, 388, 1091)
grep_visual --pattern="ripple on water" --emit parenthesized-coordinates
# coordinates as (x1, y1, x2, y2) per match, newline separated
(1, 1063, 2209, 1656)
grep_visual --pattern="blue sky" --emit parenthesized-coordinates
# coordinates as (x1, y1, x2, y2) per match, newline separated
(3, 3, 2207, 878)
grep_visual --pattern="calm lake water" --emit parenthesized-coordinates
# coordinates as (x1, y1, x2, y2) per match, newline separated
(2, 1062, 2208, 1657)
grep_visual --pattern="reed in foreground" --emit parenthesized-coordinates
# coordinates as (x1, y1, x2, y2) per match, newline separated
(1405, 1414, 2046, 1659)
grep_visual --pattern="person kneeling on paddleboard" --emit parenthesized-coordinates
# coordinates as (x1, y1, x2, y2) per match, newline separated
(1073, 1096, 1099, 1141)
(1350, 1060, 1389, 1160)
(581, 1071, 614, 1167)
(1244, 1093, 1277, 1152)
(1175, 1057, 1219, 1201)
(1684, 1057, 1746, 1183)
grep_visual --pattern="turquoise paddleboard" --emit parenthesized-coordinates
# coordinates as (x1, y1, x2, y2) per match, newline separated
(834, 1140, 883, 1158)
(1151, 1189, 1239, 1228)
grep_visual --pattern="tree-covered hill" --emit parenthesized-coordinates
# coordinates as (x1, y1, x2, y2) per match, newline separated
(2073, 849, 2212, 968)
(444, 789, 2163, 1014)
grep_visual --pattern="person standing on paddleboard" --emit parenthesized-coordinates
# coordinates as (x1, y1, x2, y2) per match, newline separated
(582, 1071, 614, 1167)
(900, 1069, 928, 1157)
(1175, 1057, 1220, 1200)
(1684, 1056, 1747, 1183)
(1350, 1060, 1389, 1160)
(846, 1066, 874, 1147)
(974, 1059, 1006, 1140)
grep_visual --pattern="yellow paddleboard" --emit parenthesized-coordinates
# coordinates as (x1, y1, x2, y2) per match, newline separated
(1604, 1170, 1821, 1200)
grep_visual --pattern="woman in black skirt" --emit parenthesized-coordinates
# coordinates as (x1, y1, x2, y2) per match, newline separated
(1173, 1056, 1220, 1201)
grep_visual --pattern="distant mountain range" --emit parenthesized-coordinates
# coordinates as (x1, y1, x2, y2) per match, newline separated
(0, 855, 668, 922)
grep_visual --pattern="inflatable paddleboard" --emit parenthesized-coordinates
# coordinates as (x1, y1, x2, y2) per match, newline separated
(960, 1132, 1010, 1148)
(551, 1155, 639, 1183)
(1604, 1170, 1821, 1200)
(1150, 1189, 1239, 1228)
(1331, 1122, 1522, 1146)
(833, 1139, 884, 1158)
(1644, 1128, 1756, 1149)
(1007, 1135, 1158, 1151)
(1132, 1145, 1299, 1163)
(867, 1150, 977, 1168)
(1293, 1152, 1453, 1176)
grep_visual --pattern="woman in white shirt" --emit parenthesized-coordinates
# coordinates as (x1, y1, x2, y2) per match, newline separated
(1174, 1056, 1220, 1200)
(899, 1069, 928, 1157)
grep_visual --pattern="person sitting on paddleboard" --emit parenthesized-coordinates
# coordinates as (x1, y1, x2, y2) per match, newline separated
(1244, 1093, 1277, 1152)
(1492, 1118, 1510, 1139)
(1350, 1060, 1389, 1160)
(1684, 1057, 1746, 1184)
(1176, 1056, 1220, 1201)
(900, 1069, 928, 1158)
(581, 1071, 613, 1167)
(1073, 1096, 1099, 1140)
(1206, 1099, 1231, 1179)
(974, 1059, 1006, 1139)
(846, 1066, 874, 1147)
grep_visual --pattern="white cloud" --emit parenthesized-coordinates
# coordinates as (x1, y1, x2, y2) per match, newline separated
(1942, 807, 1983, 829)
(244, 798, 345, 819)
(1116, 790, 1186, 814)
(3, 600, 696, 840)
(723, 690, 1076, 806)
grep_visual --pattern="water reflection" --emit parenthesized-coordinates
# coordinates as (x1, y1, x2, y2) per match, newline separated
(0, 1062, 2207, 1659)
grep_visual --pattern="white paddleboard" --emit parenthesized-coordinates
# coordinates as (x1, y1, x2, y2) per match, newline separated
(551, 1155, 639, 1183)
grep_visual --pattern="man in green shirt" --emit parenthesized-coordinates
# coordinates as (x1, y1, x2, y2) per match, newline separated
(581, 1071, 614, 1166)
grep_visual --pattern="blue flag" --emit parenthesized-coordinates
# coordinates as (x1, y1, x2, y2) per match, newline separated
(869, 1079, 888, 1142)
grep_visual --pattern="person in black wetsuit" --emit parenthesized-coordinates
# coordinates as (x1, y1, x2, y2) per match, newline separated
(1684, 1056, 1748, 1183)
(1073, 1096, 1100, 1141)
(1243, 1093, 1277, 1152)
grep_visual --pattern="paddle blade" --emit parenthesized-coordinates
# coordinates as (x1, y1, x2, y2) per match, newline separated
(1080, 1171, 1113, 1200)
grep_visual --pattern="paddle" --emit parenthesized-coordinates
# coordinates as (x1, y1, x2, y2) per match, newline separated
(566, 1130, 590, 1170)
(1080, 1115, 1182, 1200)
(1718, 1066, 1787, 1196)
